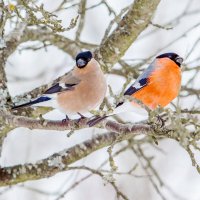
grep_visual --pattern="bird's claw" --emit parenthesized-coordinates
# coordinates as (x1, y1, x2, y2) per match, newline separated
(62, 115, 70, 124)
(156, 115, 166, 128)
(76, 112, 87, 124)
(77, 112, 86, 119)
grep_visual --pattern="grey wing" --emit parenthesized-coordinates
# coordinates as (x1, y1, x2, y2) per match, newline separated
(124, 60, 156, 95)
(44, 71, 81, 95)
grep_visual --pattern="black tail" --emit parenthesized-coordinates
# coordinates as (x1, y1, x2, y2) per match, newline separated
(116, 101, 124, 107)
(87, 115, 109, 127)
(88, 101, 126, 127)
(12, 96, 51, 110)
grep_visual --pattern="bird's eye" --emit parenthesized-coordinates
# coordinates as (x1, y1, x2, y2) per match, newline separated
(77, 58, 87, 68)
(87, 58, 91, 62)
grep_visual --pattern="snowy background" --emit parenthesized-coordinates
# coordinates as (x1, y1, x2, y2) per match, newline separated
(1, 0, 200, 199)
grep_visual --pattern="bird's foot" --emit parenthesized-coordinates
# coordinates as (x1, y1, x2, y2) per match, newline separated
(76, 112, 87, 124)
(62, 115, 70, 123)
(77, 112, 86, 119)
(156, 114, 166, 128)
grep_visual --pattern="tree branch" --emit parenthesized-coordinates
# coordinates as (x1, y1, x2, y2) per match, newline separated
(0, 120, 150, 186)
(1, 110, 150, 133)
(1, 107, 200, 186)
(95, 0, 161, 70)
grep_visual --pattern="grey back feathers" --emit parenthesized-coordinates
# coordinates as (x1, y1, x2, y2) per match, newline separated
(124, 60, 156, 96)
(116, 60, 156, 107)
(44, 72, 81, 95)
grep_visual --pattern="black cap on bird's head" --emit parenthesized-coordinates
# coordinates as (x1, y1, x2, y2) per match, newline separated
(76, 51, 93, 68)
(156, 52, 183, 67)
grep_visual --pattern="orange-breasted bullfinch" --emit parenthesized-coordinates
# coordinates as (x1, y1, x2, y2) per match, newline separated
(120, 52, 183, 109)
(12, 51, 107, 120)
(88, 52, 183, 126)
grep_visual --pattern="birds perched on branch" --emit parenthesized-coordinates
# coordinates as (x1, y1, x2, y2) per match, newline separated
(88, 52, 183, 126)
(12, 51, 107, 121)
(13, 51, 183, 126)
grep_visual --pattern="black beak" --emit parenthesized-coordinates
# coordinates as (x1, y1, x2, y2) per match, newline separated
(77, 58, 87, 68)
(176, 56, 184, 65)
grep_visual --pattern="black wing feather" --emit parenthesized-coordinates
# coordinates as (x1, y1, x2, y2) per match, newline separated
(44, 83, 62, 94)
(44, 83, 77, 94)
(117, 78, 148, 107)
(123, 78, 148, 96)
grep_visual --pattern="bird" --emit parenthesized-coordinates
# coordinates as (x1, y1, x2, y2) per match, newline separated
(88, 52, 183, 126)
(12, 51, 107, 121)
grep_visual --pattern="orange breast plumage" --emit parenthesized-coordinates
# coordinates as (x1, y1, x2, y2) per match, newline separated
(132, 58, 181, 109)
